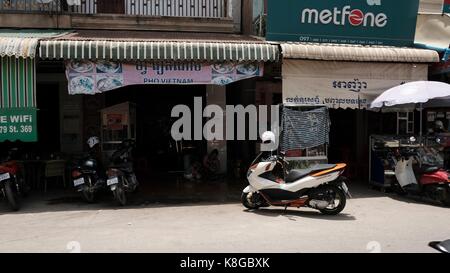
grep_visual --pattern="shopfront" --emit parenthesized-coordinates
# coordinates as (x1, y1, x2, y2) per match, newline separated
(264, 0, 441, 182)
(280, 45, 438, 181)
(0, 30, 67, 149)
(37, 30, 280, 185)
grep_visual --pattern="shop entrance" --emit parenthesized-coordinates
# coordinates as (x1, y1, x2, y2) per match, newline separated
(328, 109, 398, 184)
(103, 85, 207, 184)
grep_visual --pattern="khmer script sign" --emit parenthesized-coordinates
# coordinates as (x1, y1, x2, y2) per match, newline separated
(65, 60, 263, 95)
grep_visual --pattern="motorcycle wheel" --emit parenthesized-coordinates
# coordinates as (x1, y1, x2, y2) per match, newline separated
(113, 178, 127, 206)
(81, 176, 95, 203)
(442, 188, 450, 207)
(391, 181, 407, 196)
(318, 185, 346, 216)
(241, 192, 261, 210)
(4, 180, 20, 211)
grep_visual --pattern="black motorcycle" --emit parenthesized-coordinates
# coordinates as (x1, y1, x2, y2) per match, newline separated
(106, 140, 139, 206)
(70, 151, 106, 203)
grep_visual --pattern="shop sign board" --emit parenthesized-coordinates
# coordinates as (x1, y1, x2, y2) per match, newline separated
(282, 60, 428, 109)
(0, 108, 37, 142)
(267, 0, 420, 46)
(66, 60, 263, 95)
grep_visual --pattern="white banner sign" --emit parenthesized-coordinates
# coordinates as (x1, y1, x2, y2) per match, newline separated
(283, 60, 428, 109)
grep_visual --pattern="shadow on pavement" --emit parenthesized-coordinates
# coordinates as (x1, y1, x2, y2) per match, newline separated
(2, 178, 445, 216)
(247, 208, 356, 221)
(0, 178, 246, 215)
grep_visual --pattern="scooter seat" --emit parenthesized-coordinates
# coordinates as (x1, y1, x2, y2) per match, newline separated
(421, 165, 439, 174)
(285, 164, 337, 183)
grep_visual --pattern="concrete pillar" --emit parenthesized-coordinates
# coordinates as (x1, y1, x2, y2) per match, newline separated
(206, 85, 227, 174)
(241, 0, 253, 35)
(356, 110, 369, 180)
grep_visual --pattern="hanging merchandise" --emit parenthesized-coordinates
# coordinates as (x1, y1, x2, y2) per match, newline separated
(280, 106, 330, 152)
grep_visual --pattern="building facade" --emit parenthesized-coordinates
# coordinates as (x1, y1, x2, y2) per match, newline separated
(0, 0, 281, 184)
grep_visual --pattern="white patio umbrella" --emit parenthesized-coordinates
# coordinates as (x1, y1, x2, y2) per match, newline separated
(370, 81, 450, 139)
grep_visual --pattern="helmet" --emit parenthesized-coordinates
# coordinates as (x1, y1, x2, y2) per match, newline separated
(261, 131, 276, 144)
(87, 136, 100, 149)
(435, 120, 444, 130)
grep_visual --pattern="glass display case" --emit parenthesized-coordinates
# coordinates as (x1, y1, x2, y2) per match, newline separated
(369, 135, 421, 191)
(369, 134, 447, 191)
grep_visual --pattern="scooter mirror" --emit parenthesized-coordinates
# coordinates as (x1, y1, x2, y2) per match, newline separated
(429, 240, 450, 253)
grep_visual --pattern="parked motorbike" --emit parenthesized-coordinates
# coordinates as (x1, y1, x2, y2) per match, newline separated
(71, 137, 106, 203)
(392, 141, 450, 206)
(429, 240, 450, 253)
(106, 139, 139, 206)
(242, 131, 351, 215)
(0, 154, 23, 211)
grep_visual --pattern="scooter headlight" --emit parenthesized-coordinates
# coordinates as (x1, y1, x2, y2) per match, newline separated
(247, 164, 258, 177)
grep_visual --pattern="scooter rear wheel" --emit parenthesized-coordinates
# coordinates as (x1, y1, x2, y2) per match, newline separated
(442, 188, 450, 207)
(318, 185, 346, 216)
(4, 180, 20, 211)
(113, 177, 127, 206)
(81, 176, 95, 203)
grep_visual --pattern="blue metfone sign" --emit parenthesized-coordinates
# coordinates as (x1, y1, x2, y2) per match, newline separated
(267, 0, 420, 46)
(444, 0, 450, 14)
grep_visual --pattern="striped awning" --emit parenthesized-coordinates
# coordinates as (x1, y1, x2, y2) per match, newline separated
(0, 38, 40, 59)
(0, 30, 69, 59)
(1, 57, 36, 108)
(281, 43, 440, 63)
(39, 40, 279, 62)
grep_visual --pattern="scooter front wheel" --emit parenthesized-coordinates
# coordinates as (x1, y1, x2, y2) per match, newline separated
(241, 192, 261, 210)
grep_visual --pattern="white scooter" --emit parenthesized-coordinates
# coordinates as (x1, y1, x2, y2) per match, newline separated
(242, 132, 351, 215)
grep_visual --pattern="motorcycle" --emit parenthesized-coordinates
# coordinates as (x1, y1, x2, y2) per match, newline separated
(242, 131, 351, 215)
(0, 158, 22, 211)
(106, 139, 139, 206)
(392, 143, 450, 206)
(71, 137, 106, 203)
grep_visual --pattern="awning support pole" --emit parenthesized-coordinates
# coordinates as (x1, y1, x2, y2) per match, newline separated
(420, 103, 423, 145)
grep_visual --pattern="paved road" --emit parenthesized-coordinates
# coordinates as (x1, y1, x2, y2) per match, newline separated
(0, 184, 449, 253)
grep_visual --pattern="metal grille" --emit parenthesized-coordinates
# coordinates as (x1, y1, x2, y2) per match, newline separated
(0, 0, 229, 18)
(126, 0, 227, 18)
(71, 0, 97, 14)
(0, 0, 60, 13)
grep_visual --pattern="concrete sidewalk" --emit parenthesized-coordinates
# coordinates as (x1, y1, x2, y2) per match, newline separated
(0, 183, 449, 253)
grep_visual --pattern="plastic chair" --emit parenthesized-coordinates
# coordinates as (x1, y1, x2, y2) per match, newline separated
(43, 160, 66, 192)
